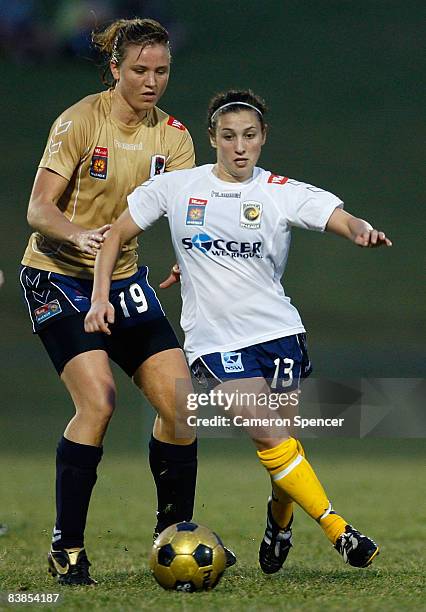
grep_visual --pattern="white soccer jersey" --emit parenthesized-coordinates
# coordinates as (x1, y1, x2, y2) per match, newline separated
(128, 164, 343, 364)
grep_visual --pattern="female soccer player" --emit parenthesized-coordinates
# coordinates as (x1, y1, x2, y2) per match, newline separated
(19, 18, 200, 585)
(85, 89, 391, 574)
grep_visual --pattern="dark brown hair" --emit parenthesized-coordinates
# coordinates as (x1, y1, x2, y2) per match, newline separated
(207, 89, 267, 132)
(92, 18, 170, 86)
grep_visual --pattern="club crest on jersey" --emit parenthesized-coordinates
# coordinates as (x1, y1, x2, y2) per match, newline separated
(240, 201, 263, 229)
(150, 154, 166, 177)
(186, 197, 208, 226)
(221, 352, 244, 373)
(90, 146, 108, 179)
(34, 299, 62, 324)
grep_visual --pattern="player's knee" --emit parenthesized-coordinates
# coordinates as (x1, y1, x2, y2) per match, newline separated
(76, 381, 116, 423)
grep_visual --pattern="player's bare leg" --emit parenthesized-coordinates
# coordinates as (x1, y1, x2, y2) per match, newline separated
(48, 350, 116, 585)
(133, 348, 194, 445)
(62, 350, 116, 446)
(133, 348, 197, 537)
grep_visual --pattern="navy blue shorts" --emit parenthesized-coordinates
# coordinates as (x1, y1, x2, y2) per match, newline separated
(20, 265, 164, 333)
(19, 265, 180, 376)
(191, 334, 312, 391)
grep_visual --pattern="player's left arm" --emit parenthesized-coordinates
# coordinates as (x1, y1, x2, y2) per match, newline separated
(326, 208, 392, 248)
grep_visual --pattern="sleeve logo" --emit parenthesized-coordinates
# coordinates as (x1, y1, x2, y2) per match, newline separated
(48, 117, 73, 155)
(167, 116, 187, 131)
(267, 174, 288, 185)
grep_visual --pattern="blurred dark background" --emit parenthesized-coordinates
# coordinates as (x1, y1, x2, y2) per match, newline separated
(0, 0, 424, 453)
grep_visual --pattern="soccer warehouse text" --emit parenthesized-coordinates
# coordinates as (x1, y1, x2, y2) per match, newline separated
(182, 234, 262, 258)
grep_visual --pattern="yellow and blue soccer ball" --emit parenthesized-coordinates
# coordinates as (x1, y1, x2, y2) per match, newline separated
(150, 522, 227, 592)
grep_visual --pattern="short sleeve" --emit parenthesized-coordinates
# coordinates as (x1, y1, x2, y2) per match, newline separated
(284, 180, 344, 232)
(38, 109, 89, 181)
(127, 173, 170, 230)
(165, 128, 195, 172)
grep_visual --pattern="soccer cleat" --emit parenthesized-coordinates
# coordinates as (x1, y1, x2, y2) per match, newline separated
(335, 525, 379, 568)
(259, 497, 293, 574)
(48, 547, 96, 586)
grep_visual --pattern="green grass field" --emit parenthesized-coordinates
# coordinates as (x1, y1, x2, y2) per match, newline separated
(1, 440, 424, 611)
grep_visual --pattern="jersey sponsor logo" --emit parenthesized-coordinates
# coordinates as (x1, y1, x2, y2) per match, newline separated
(186, 197, 208, 226)
(114, 139, 143, 151)
(182, 233, 262, 259)
(240, 200, 263, 229)
(167, 116, 187, 131)
(94, 146, 108, 157)
(268, 173, 288, 185)
(211, 190, 241, 199)
(221, 351, 244, 373)
(90, 146, 108, 179)
(150, 154, 166, 177)
(34, 299, 62, 324)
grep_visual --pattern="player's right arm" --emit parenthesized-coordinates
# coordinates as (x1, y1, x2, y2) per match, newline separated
(27, 168, 110, 256)
(84, 210, 142, 335)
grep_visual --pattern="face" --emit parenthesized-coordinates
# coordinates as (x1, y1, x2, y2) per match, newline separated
(210, 110, 266, 182)
(110, 43, 170, 113)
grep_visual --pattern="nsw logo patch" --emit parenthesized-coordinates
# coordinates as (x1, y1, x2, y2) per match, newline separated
(186, 197, 207, 226)
(34, 299, 62, 324)
(221, 351, 244, 373)
(90, 146, 108, 179)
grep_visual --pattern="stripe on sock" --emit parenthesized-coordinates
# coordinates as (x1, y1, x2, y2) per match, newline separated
(271, 453, 303, 481)
(319, 502, 333, 521)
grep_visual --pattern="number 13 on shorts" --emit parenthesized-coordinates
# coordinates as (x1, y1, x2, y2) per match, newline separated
(271, 357, 294, 389)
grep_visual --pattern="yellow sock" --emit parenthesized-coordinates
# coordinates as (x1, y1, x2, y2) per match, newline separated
(269, 436, 306, 528)
(271, 486, 293, 529)
(258, 438, 347, 544)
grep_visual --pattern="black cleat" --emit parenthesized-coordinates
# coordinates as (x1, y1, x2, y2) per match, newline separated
(259, 497, 293, 574)
(48, 547, 97, 586)
(335, 525, 379, 568)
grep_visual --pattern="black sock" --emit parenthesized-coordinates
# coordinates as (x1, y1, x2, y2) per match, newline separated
(149, 435, 197, 533)
(52, 436, 103, 550)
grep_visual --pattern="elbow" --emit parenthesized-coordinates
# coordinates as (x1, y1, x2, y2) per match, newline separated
(26, 207, 38, 230)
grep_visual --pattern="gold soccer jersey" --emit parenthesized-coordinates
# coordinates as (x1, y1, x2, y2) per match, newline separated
(22, 90, 195, 279)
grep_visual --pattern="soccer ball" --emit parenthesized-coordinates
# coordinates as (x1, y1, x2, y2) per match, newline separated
(150, 522, 227, 592)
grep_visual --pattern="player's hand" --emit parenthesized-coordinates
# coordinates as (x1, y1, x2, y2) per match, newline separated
(159, 264, 181, 289)
(73, 224, 112, 255)
(353, 229, 392, 248)
(84, 300, 115, 335)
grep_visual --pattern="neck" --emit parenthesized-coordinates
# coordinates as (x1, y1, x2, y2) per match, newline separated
(212, 164, 253, 183)
(110, 88, 148, 126)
